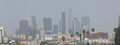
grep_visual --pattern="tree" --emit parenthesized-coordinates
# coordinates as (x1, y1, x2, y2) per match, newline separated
(91, 28, 95, 38)
(114, 28, 117, 33)
(114, 26, 120, 45)
(82, 30, 86, 40)
(16, 44, 26, 45)
(91, 28, 95, 43)
(62, 36, 65, 41)
(62, 36, 65, 45)
(79, 33, 82, 41)
(86, 31, 90, 34)
(91, 28, 95, 33)
(76, 32, 79, 36)
(76, 32, 82, 41)
(71, 34, 74, 37)
(86, 31, 90, 38)
(82, 30, 86, 34)
(40, 41, 48, 45)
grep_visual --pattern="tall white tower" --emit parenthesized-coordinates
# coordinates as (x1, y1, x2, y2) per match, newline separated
(73, 17, 80, 34)
(67, 9, 74, 34)
(26, 14, 37, 39)
(0, 25, 5, 43)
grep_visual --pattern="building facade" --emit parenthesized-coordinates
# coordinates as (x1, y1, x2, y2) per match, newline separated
(0, 25, 5, 43)
(43, 17, 52, 35)
(73, 17, 81, 35)
(81, 17, 90, 31)
(53, 25, 58, 34)
(26, 15, 38, 39)
(19, 20, 29, 38)
(67, 9, 74, 35)
(61, 12, 66, 34)
(40, 28, 45, 41)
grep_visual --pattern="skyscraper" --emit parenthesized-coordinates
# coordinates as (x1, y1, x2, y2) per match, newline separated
(53, 25, 58, 34)
(68, 9, 74, 35)
(43, 17, 52, 35)
(81, 17, 90, 31)
(118, 16, 120, 26)
(73, 17, 81, 34)
(26, 15, 37, 38)
(19, 20, 29, 37)
(61, 12, 66, 34)
(58, 20, 62, 33)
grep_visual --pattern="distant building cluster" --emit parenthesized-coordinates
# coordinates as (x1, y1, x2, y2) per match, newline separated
(0, 9, 116, 45)
(15, 9, 91, 41)
(12, 9, 115, 45)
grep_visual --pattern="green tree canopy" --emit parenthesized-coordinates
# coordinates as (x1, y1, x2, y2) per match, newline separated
(62, 36, 65, 41)
(86, 31, 90, 34)
(16, 44, 25, 45)
(114, 27, 118, 33)
(91, 28, 95, 32)
(82, 30, 86, 34)
(40, 41, 48, 45)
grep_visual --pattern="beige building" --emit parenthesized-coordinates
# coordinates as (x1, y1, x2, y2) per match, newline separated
(57, 32, 72, 41)
(35, 34, 39, 40)
(17, 34, 26, 40)
(21, 40, 41, 45)
(40, 28, 45, 41)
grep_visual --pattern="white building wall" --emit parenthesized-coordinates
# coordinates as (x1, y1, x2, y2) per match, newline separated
(0, 25, 5, 43)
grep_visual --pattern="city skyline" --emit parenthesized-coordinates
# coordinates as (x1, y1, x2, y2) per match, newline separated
(0, 0, 119, 35)
(0, 0, 119, 45)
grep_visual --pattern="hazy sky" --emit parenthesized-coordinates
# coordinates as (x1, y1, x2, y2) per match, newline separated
(0, 0, 120, 35)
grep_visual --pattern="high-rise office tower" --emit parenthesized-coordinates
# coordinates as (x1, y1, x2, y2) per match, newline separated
(118, 16, 120, 26)
(19, 20, 29, 38)
(73, 17, 81, 34)
(68, 9, 74, 35)
(58, 20, 62, 33)
(81, 17, 90, 31)
(26, 15, 37, 38)
(53, 25, 58, 34)
(0, 25, 5, 43)
(61, 12, 66, 34)
(43, 17, 52, 35)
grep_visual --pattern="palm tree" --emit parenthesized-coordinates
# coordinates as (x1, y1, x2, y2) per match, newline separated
(71, 34, 74, 37)
(82, 30, 86, 34)
(62, 36, 65, 45)
(76, 32, 79, 36)
(82, 30, 86, 40)
(86, 31, 90, 34)
(91, 28, 95, 43)
(91, 28, 95, 38)
(91, 28, 95, 33)
(79, 33, 82, 41)
(76, 32, 82, 41)
(86, 31, 90, 38)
